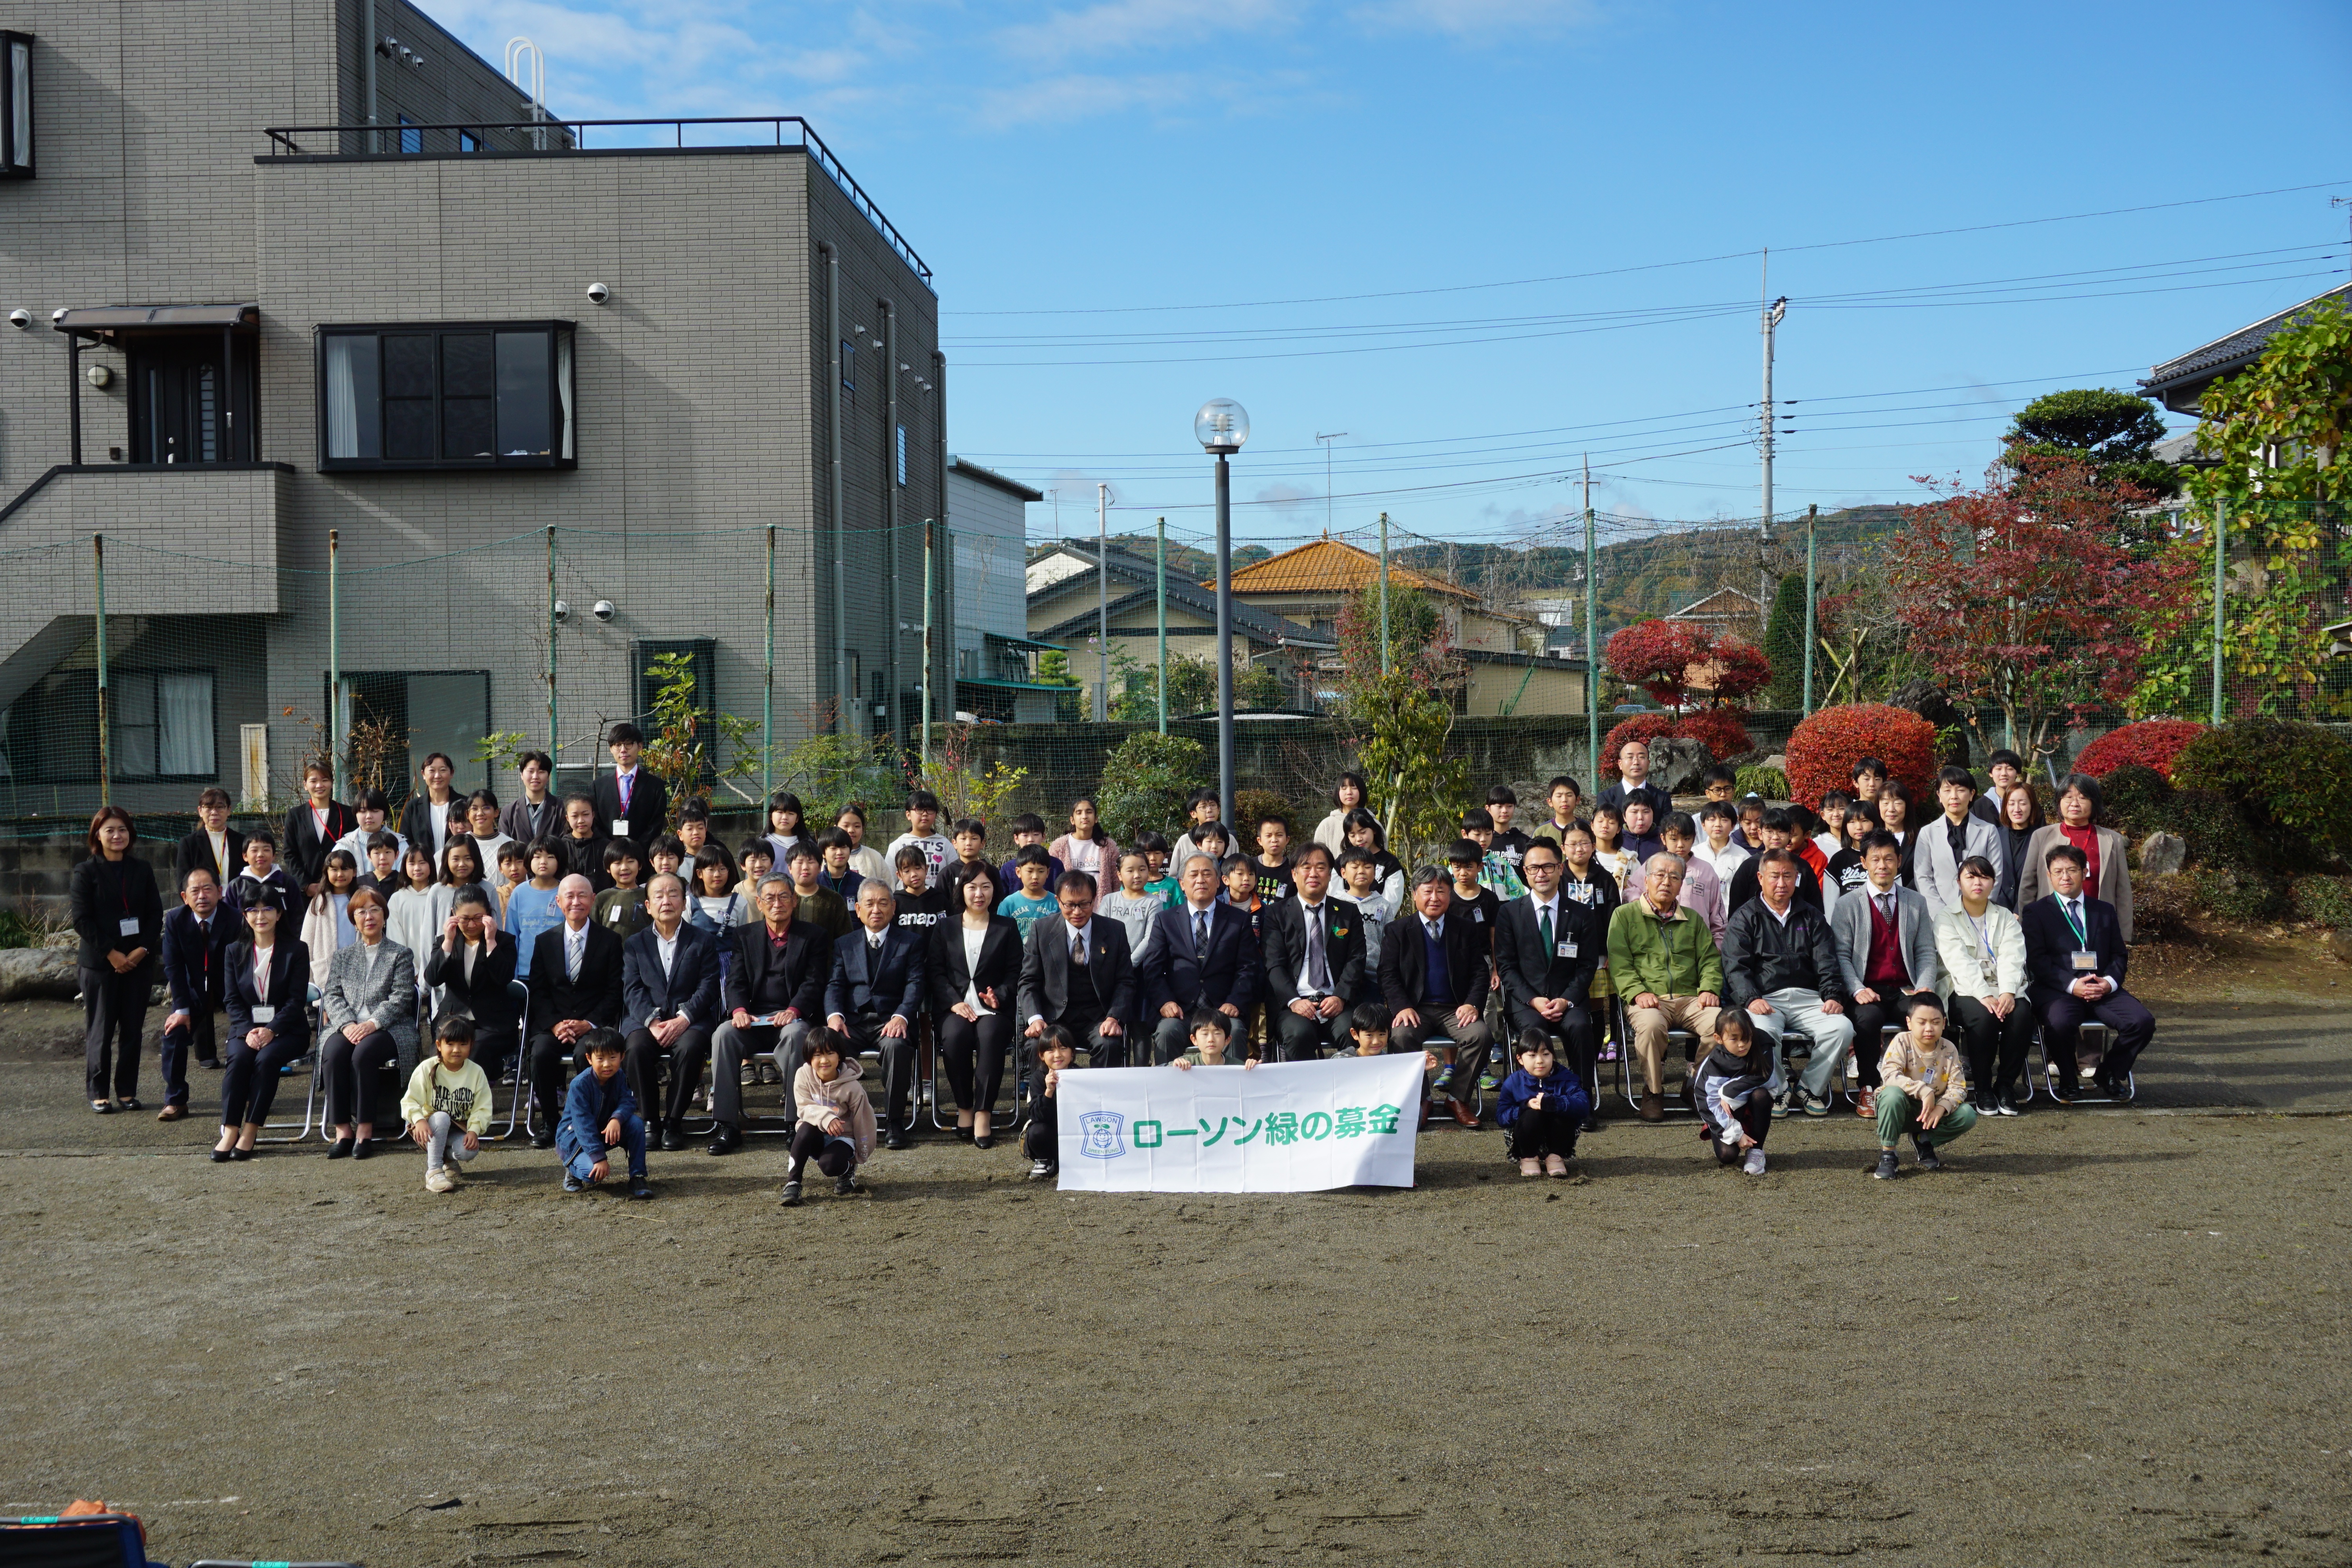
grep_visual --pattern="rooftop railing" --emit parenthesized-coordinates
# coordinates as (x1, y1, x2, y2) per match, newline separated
(259, 116, 931, 288)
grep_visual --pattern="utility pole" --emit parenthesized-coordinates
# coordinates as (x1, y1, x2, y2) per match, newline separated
(1377, 510, 1392, 677)
(1316, 432, 1347, 537)
(1801, 504, 1817, 715)
(1096, 482, 1110, 722)
(1760, 249, 1788, 621)
(1582, 457, 1597, 788)
(1155, 516, 1169, 733)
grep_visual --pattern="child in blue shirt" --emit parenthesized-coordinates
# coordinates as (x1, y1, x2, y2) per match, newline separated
(557, 1027, 651, 1200)
(997, 844, 1061, 938)
(1496, 1029, 1591, 1180)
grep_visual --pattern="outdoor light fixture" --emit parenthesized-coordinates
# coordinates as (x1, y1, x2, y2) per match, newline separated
(1195, 397, 1249, 455)
(1194, 396, 1250, 828)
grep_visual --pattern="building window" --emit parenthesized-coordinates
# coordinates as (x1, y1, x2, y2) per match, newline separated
(1, 669, 96, 783)
(319, 321, 575, 470)
(0, 32, 31, 177)
(896, 423, 908, 486)
(458, 129, 481, 152)
(634, 639, 717, 787)
(398, 115, 421, 154)
(112, 670, 216, 780)
(338, 671, 493, 799)
(840, 340, 856, 394)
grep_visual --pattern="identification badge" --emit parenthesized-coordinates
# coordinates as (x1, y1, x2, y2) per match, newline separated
(1556, 940, 1578, 958)
(250, 1004, 276, 1024)
(611, 818, 630, 838)
(1474, 909, 1486, 923)
(1979, 957, 1997, 984)
(2070, 949, 2098, 973)
(118, 916, 141, 936)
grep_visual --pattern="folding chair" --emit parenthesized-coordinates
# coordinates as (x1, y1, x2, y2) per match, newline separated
(254, 984, 324, 1144)
(1613, 998, 1701, 1119)
(481, 979, 532, 1141)
(0, 1512, 169, 1568)
(2037, 1020, 2132, 1104)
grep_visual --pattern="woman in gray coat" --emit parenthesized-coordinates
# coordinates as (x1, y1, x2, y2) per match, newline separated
(319, 886, 420, 1158)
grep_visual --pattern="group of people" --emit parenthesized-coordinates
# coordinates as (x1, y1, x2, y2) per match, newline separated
(66, 726, 2154, 1200)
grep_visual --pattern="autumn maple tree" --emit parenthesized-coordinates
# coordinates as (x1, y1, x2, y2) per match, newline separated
(1603, 618, 1771, 711)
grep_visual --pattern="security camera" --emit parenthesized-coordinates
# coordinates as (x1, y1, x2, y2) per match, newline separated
(6, 309, 27, 330)
(586, 282, 610, 305)
(591, 599, 616, 623)
(552, 599, 570, 624)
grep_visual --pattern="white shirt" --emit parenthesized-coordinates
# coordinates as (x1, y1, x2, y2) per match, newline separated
(962, 924, 990, 1014)
(655, 927, 680, 977)
(564, 922, 587, 981)
(1760, 898, 1795, 927)
(1295, 900, 1330, 996)
(205, 829, 232, 881)
(251, 943, 275, 994)
(428, 799, 453, 858)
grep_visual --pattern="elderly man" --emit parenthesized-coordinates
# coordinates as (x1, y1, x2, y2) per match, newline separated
(826, 878, 928, 1147)
(622, 873, 724, 1151)
(706, 875, 833, 1153)
(1376, 867, 1494, 1128)
(526, 873, 625, 1146)
(1605, 853, 1724, 1121)
(1719, 848, 1855, 1117)
(1141, 852, 1261, 1064)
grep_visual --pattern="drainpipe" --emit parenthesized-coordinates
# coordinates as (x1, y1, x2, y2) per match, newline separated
(67, 330, 82, 465)
(819, 241, 848, 736)
(363, 0, 379, 152)
(934, 349, 947, 731)
(883, 300, 900, 748)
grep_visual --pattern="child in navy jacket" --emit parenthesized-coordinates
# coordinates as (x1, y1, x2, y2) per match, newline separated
(557, 1027, 652, 1200)
(1496, 1028, 1592, 1179)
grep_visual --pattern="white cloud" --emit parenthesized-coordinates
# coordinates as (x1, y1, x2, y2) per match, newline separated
(1349, 0, 1598, 40)
(998, 0, 1299, 64)
(975, 67, 1319, 128)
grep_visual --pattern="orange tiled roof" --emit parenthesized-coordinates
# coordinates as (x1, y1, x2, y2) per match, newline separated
(1208, 537, 1476, 601)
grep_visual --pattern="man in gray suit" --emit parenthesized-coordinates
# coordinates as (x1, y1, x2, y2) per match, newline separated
(1829, 831, 1944, 1116)
(1912, 766, 2005, 914)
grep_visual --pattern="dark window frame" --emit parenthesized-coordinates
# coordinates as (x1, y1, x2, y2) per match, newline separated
(316, 320, 576, 472)
(634, 637, 718, 790)
(332, 669, 495, 804)
(0, 31, 31, 179)
(0, 665, 218, 785)
(457, 129, 481, 152)
(397, 115, 421, 154)
(111, 667, 220, 783)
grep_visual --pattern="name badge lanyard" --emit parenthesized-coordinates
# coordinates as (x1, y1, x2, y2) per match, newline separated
(1965, 910, 1997, 984)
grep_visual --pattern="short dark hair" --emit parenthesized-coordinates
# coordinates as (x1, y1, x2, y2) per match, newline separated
(1461, 807, 1494, 832)
(1037, 1024, 1080, 1059)
(1761, 808, 1795, 834)
(953, 817, 987, 840)
(1350, 1000, 1390, 1036)
(1820, 789, 1853, 811)
(802, 1024, 845, 1062)
(365, 828, 400, 852)
(357, 786, 390, 812)
(1446, 837, 1482, 865)
(945, 860, 998, 902)
(434, 1013, 477, 1045)
(1698, 800, 1735, 823)
(1700, 763, 1738, 788)
(1220, 853, 1255, 878)
(1851, 755, 1887, 779)
(1988, 748, 2024, 769)
(817, 827, 853, 852)
(1904, 993, 1945, 1019)
(2058, 772, 2104, 821)
(603, 839, 642, 870)
(1486, 784, 1518, 806)
(1292, 842, 1332, 869)
(785, 840, 821, 866)
(1521, 837, 1561, 863)
(1860, 830, 1902, 858)
(518, 749, 554, 774)
(1014, 843, 1051, 868)
(676, 798, 709, 823)
(737, 837, 774, 863)
(1011, 813, 1047, 835)
(1662, 811, 1697, 839)
(1256, 810, 1290, 832)
(894, 844, 929, 872)
(180, 866, 218, 891)
(1546, 775, 1581, 796)
(1335, 847, 1376, 870)
(606, 722, 644, 747)
(1958, 853, 1998, 879)
(244, 826, 278, 850)
(1936, 765, 1976, 791)
(1134, 830, 1171, 854)
(649, 833, 686, 863)
(1186, 788, 1220, 810)
(2044, 843, 2088, 870)
(906, 788, 940, 812)
(1755, 847, 1801, 871)
(1187, 1007, 1233, 1039)
(1514, 1027, 1556, 1059)
(1055, 869, 1098, 898)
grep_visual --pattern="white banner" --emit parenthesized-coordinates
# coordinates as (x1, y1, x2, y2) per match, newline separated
(1055, 1055, 1425, 1193)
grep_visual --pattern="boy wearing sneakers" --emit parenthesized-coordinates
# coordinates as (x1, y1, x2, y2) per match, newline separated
(401, 1015, 494, 1194)
(1871, 993, 1977, 1180)
(557, 1027, 652, 1199)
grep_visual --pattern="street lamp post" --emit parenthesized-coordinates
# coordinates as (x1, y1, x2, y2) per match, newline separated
(1195, 398, 1250, 833)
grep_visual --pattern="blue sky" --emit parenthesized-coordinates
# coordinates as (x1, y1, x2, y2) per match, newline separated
(429, 0, 2352, 555)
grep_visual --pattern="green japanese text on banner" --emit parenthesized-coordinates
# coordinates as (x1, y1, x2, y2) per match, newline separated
(1056, 1055, 1425, 1194)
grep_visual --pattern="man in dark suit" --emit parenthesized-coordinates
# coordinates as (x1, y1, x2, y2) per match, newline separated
(526, 873, 626, 1146)
(2022, 842, 2154, 1100)
(1377, 867, 1495, 1128)
(592, 722, 669, 862)
(621, 873, 723, 1149)
(175, 788, 247, 900)
(1493, 837, 1603, 1114)
(710, 875, 833, 1151)
(826, 879, 929, 1146)
(1140, 851, 1262, 1064)
(282, 760, 356, 897)
(1259, 844, 1367, 1061)
(421, 887, 521, 1079)
(157, 864, 236, 1118)
(1018, 870, 1138, 1067)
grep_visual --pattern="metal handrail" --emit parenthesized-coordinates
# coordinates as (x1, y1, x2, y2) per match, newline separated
(258, 116, 931, 287)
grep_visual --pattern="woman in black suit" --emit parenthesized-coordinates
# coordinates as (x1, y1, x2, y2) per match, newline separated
(216, 899, 312, 1160)
(930, 862, 1023, 1149)
(70, 806, 165, 1114)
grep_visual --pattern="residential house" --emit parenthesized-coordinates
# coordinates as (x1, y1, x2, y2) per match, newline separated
(947, 457, 1063, 723)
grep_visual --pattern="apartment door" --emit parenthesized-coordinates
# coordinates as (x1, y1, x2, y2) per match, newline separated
(128, 336, 254, 463)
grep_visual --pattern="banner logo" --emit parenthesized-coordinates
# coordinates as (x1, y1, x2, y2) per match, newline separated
(1078, 1110, 1127, 1160)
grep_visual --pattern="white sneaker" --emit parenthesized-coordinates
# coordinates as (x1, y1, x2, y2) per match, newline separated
(1742, 1147, 1767, 1177)
(425, 1167, 454, 1193)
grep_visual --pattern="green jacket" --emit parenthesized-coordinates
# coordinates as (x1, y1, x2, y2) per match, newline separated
(1606, 896, 1724, 998)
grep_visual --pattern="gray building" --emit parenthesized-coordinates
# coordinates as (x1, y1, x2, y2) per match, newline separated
(945, 456, 1063, 724)
(0, 0, 946, 823)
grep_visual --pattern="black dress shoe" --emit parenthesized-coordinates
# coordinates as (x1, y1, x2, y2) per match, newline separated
(230, 1147, 254, 1161)
(532, 1129, 555, 1150)
(955, 1125, 974, 1143)
(973, 1134, 994, 1151)
(708, 1125, 742, 1156)
(351, 1137, 375, 1161)
(628, 1177, 655, 1200)
(327, 1137, 354, 1160)
(659, 1122, 686, 1152)
(198, 1058, 223, 1071)
(884, 1130, 909, 1151)
(210, 1147, 233, 1163)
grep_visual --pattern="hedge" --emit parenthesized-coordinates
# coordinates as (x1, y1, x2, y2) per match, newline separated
(1783, 703, 1938, 809)
(2073, 720, 2206, 782)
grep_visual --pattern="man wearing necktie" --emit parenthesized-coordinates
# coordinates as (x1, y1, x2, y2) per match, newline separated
(2021, 842, 2153, 1101)
(826, 880, 929, 1147)
(525, 875, 626, 1146)
(158, 866, 236, 1118)
(1263, 845, 1367, 1061)
(1140, 854, 1261, 1064)
(1019, 871, 1138, 1068)
(1494, 839, 1603, 1117)
(1828, 832, 1945, 1119)
(592, 722, 670, 862)
(1375, 867, 1495, 1128)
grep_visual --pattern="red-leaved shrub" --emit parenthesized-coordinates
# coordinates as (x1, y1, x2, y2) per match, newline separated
(1600, 714, 1675, 777)
(1674, 708, 1754, 763)
(2072, 720, 2206, 782)
(1784, 703, 1937, 809)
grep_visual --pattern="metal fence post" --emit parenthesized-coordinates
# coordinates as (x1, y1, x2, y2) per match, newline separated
(1801, 503, 1816, 716)
(1378, 510, 1392, 678)
(2210, 496, 2228, 726)
(764, 523, 776, 797)
(920, 520, 934, 777)
(92, 533, 108, 808)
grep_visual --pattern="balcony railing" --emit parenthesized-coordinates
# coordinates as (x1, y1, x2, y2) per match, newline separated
(259, 116, 930, 288)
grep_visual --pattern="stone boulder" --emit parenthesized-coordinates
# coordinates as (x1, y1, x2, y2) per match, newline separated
(1762, 753, 1787, 774)
(2139, 831, 2187, 878)
(1648, 736, 1713, 795)
(2329, 928, 2352, 965)
(0, 946, 78, 1002)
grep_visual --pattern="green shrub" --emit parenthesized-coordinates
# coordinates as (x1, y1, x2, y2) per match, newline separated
(2097, 763, 2175, 843)
(1234, 788, 1301, 839)
(2131, 873, 2197, 943)
(2185, 868, 2288, 923)
(2289, 876, 2352, 929)
(0, 910, 40, 949)
(2168, 788, 2265, 873)
(1096, 731, 1209, 846)
(1734, 765, 1789, 800)
(2172, 719, 2352, 863)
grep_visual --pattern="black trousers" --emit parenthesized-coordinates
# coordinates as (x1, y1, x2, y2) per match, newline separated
(467, 1024, 519, 1085)
(843, 1013, 919, 1130)
(1504, 1001, 1600, 1109)
(626, 1024, 714, 1125)
(1847, 990, 1940, 1089)
(1269, 1002, 1349, 1062)
(1506, 1108, 1581, 1161)
(1710, 1088, 1773, 1163)
(788, 1121, 857, 1178)
(2038, 988, 2156, 1085)
(81, 965, 151, 1102)
(528, 1031, 582, 1126)
(220, 1032, 306, 1127)
(1024, 1099, 1058, 1161)
(938, 1011, 1013, 1112)
(1950, 993, 2034, 1098)
(321, 1027, 399, 1127)
(158, 1004, 221, 1108)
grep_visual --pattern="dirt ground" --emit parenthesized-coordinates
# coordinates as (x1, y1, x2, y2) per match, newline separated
(2, 980, 2349, 1566)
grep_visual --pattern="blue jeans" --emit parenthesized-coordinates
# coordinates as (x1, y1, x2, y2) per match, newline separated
(560, 1111, 647, 1180)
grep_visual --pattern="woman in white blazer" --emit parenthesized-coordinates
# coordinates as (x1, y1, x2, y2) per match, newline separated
(1933, 852, 2033, 1116)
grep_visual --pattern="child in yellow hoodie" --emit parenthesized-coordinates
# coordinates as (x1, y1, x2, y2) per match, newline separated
(400, 1016, 494, 1194)
(1871, 994, 1976, 1181)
